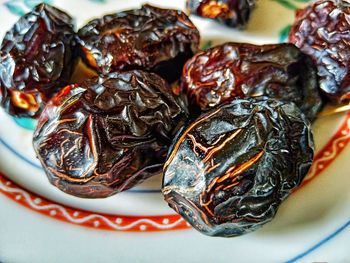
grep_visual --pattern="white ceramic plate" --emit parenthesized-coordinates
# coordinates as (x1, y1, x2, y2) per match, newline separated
(0, 0, 349, 262)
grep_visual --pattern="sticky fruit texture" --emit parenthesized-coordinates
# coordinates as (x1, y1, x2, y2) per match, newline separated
(77, 4, 200, 83)
(33, 70, 189, 198)
(0, 3, 76, 118)
(162, 98, 314, 237)
(289, 0, 350, 103)
(182, 42, 323, 121)
(186, 0, 256, 28)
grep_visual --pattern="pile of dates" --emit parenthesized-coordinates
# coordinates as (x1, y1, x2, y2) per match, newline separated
(0, 0, 347, 237)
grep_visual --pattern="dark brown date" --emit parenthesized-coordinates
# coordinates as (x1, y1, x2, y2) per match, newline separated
(77, 4, 200, 83)
(186, 0, 256, 28)
(33, 70, 188, 198)
(0, 3, 76, 118)
(289, 0, 350, 103)
(182, 42, 323, 121)
(162, 98, 314, 237)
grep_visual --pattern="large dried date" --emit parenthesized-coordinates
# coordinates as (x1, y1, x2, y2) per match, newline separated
(289, 0, 350, 103)
(0, 3, 76, 118)
(33, 70, 188, 198)
(186, 0, 256, 28)
(182, 42, 323, 121)
(77, 4, 200, 83)
(162, 98, 314, 237)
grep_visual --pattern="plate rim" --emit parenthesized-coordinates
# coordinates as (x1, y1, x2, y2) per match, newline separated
(0, 111, 350, 232)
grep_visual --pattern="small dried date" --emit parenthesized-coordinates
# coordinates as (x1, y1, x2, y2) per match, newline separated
(289, 0, 350, 103)
(162, 98, 314, 237)
(182, 42, 323, 121)
(186, 0, 256, 28)
(33, 70, 188, 198)
(77, 4, 200, 83)
(0, 3, 76, 118)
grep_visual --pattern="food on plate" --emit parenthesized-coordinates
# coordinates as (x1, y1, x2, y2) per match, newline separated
(182, 42, 323, 121)
(162, 98, 314, 237)
(0, 3, 76, 118)
(0, 2, 328, 237)
(289, 0, 350, 103)
(186, 0, 256, 28)
(33, 70, 188, 198)
(77, 4, 200, 83)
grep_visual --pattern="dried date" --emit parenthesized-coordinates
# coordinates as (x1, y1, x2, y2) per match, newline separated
(162, 98, 314, 237)
(0, 3, 76, 118)
(33, 70, 188, 198)
(182, 42, 323, 121)
(186, 0, 256, 28)
(289, 0, 350, 103)
(77, 4, 200, 83)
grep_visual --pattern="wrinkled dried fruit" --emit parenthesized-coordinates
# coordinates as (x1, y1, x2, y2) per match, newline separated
(289, 0, 350, 103)
(33, 70, 188, 198)
(0, 3, 76, 118)
(186, 0, 256, 28)
(162, 98, 314, 237)
(77, 4, 200, 83)
(182, 42, 323, 121)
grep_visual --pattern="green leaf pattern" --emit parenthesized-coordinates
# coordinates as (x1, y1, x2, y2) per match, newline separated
(89, 0, 107, 3)
(278, 24, 292, 43)
(12, 117, 37, 131)
(274, 0, 311, 42)
(274, 0, 310, 10)
(4, 0, 52, 16)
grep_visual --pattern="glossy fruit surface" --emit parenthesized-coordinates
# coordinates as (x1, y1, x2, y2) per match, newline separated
(77, 4, 200, 83)
(0, 3, 76, 117)
(186, 0, 256, 28)
(289, 0, 350, 103)
(182, 42, 323, 121)
(33, 70, 188, 198)
(162, 98, 314, 237)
